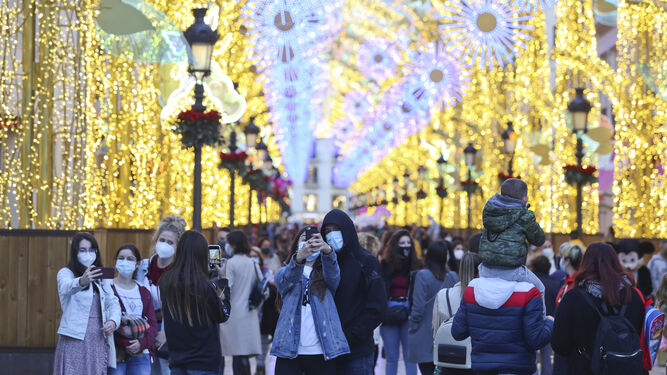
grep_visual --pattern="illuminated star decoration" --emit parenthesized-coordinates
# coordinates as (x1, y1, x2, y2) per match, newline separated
(356, 38, 401, 82)
(244, 0, 323, 68)
(438, 0, 534, 69)
(402, 41, 472, 112)
(342, 90, 373, 122)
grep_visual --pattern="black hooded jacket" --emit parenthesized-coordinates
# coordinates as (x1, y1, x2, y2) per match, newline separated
(321, 209, 387, 360)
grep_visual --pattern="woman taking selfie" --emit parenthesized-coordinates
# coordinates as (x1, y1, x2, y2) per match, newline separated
(271, 227, 350, 375)
(53, 232, 121, 374)
(159, 231, 231, 375)
(110, 244, 158, 375)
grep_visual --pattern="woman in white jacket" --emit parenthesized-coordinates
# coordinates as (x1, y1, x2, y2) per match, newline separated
(53, 232, 121, 375)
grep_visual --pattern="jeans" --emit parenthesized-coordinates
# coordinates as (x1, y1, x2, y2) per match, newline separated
(151, 358, 171, 375)
(533, 344, 552, 375)
(275, 355, 336, 375)
(380, 301, 417, 375)
(171, 369, 217, 375)
(335, 353, 375, 375)
(109, 353, 151, 375)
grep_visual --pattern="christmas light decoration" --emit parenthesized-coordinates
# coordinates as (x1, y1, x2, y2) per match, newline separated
(437, 0, 534, 69)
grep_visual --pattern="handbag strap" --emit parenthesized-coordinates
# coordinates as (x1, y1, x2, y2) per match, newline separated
(445, 288, 453, 317)
(110, 283, 127, 314)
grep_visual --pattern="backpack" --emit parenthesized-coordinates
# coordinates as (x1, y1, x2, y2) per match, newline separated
(635, 288, 665, 370)
(433, 288, 471, 369)
(580, 292, 643, 375)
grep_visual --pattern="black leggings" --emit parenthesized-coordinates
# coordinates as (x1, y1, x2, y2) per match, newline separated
(275, 355, 336, 375)
(419, 363, 436, 375)
(232, 356, 250, 375)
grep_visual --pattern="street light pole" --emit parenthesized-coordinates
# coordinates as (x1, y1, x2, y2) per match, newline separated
(567, 87, 592, 234)
(184, 8, 218, 231)
(229, 130, 237, 227)
(464, 143, 478, 239)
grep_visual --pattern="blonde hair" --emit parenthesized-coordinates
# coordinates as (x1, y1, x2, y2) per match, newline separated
(152, 215, 187, 246)
(656, 274, 667, 313)
(358, 232, 381, 257)
(560, 243, 585, 269)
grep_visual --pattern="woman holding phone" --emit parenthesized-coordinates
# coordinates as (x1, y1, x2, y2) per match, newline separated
(136, 215, 186, 375)
(159, 231, 231, 375)
(53, 232, 122, 375)
(270, 227, 350, 375)
(110, 244, 158, 375)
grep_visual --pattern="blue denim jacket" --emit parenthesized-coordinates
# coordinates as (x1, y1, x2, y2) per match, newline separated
(270, 251, 351, 360)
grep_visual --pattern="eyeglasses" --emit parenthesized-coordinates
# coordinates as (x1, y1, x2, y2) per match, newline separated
(78, 248, 97, 253)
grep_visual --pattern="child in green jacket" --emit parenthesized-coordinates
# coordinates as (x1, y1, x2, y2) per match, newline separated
(478, 178, 548, 315)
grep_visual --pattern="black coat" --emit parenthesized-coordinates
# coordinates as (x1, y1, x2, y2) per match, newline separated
(535, 271, 561, 316)
(551, 287, 645, 375)
(321, 209, 387, 360)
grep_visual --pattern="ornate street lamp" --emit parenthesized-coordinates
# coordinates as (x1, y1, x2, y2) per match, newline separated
(463, 143, 478, 237)
(255, 137, 268, 163)
(567, 88, 592, 234)
(501, 121, 517, 176)
(184, 8, 219, 231)
(244, 117, 260, 149)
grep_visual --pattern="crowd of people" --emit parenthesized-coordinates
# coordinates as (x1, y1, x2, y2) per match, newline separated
(52, 178, 667, 375)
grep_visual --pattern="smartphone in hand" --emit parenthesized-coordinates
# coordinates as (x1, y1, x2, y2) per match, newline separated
(305, 226, 318, 241)
(92, 267, 115, 279)
(208, 245, 222, 268)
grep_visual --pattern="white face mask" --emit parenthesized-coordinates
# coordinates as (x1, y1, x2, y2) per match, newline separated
(250, 257, 260, 265)
(445, 236, 453, 242)
(155, 241, 175, 259)
(326, 231, 344, 252)
(542, 248, 554, 259)
(115, 259, 136, 278)
(454, 249, 465, 260)
(559, 258, 568, 271)
(78, 252, 97, 267)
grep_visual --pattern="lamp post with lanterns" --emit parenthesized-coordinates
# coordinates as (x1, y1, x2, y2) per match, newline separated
(567, 88, 592, 234)
(403, 171, 411, 225)
(183, 8, 218, 231)
(463, 143, 478, 238)
(244, 118, 260, 225)
(436, 154, 449, 224)
(501, 122, 517, 176)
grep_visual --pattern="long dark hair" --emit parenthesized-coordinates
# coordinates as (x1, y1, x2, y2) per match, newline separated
(287, 228, 327, 301)
(575, 242, 633, 306)
(228, 231, 250, 255)
(159, 231, 218, 327)
(425, 241, 449, 281)
(383, 230, 420, 277)
(67, 232, 102, 277)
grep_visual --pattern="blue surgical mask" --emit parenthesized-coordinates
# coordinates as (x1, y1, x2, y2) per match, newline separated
(115, 259, 136, 278)
(326, 231, 344, 252)
(250, 257, 260, 265)
(306, 251, 321, 261)
(559, 258, 567, 271)
(225, 243, 233, 256)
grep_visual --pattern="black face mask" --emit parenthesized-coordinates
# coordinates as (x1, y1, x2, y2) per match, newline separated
(261, 247, 271, 255)
(400, 246, 411, 257)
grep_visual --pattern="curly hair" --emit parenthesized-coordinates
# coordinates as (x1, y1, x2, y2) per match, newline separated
(152, 215, 187, 246)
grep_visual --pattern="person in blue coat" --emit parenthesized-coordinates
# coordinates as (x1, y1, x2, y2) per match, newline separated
(451, 276, 553, 375)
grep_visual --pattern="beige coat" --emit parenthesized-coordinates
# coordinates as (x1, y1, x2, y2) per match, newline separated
(219, 254, 262, 356)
